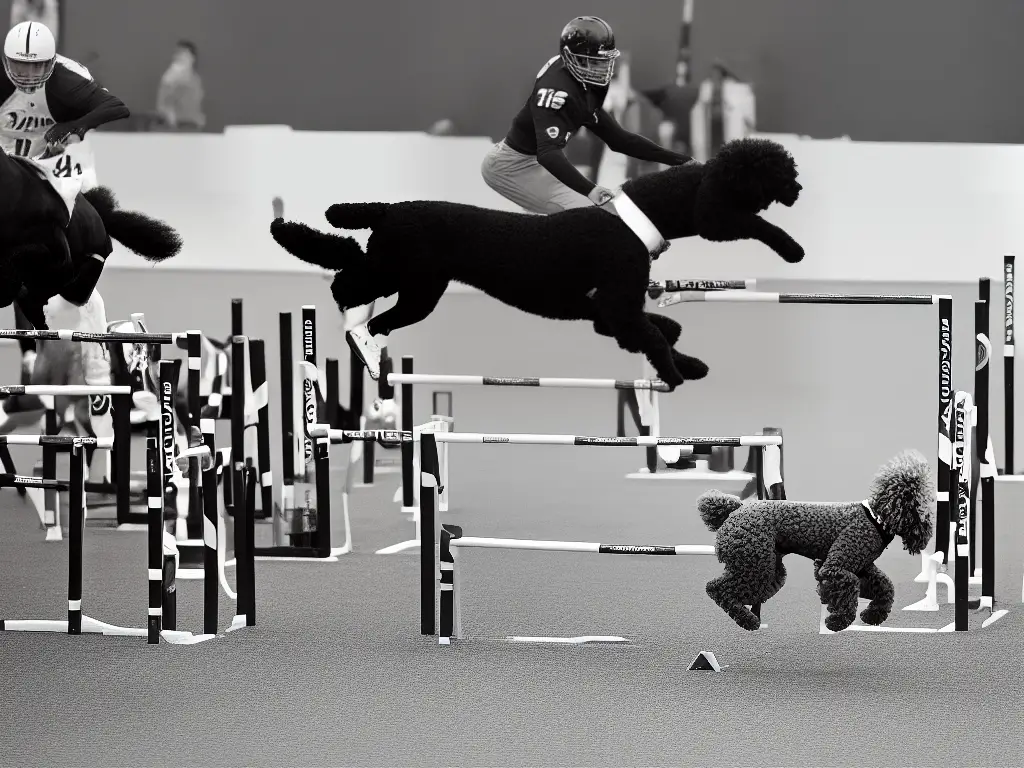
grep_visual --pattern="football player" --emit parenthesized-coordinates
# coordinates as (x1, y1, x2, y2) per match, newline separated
(481, 16, 692, 214)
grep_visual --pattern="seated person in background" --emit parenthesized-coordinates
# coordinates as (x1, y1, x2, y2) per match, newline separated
(481, 16, 691, 214)
(156, 40, 205, 130)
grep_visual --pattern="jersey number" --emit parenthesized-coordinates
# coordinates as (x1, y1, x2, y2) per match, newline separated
(536, 88, 567, 110)
(13, 138, 31, 157)
(53, 154, 83, 178)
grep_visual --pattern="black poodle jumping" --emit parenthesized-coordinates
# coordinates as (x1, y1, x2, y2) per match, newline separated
(270, 137, 803, 390)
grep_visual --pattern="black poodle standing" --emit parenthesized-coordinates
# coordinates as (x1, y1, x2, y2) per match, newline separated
(270, 137, 803, 390)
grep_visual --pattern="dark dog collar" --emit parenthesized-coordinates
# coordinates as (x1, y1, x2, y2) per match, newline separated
(862, 500, 895, 546)
(611, 192, 668, 259)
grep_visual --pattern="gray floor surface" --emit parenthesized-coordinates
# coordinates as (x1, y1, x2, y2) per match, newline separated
(1, 417, 1021, 767)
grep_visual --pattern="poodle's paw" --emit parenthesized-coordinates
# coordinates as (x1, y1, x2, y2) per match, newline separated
(824, 611, 856, 633)
(654, 364, 686, 392)
(859, 602, 891, 626)
(671, 350, 709, 381)
(776, 236, 805, 264)
(729, 606, 761, 632)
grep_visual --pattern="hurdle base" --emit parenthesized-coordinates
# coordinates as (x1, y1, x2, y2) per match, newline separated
(44, 526, 62, 542)
(505, 635, 629, 645)
(994, 473, 1024, 483)
(0, 616, 217, 644)
(624, 467, 753, 483)
(252, 545, 339, 562)
(820, 605, 955, 634)
(115, 523, 149, 533)
(982, 609, 1008, 628)
(376, 538, 419, 555)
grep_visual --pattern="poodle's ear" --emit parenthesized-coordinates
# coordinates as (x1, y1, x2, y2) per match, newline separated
(869, 450, 936, 554)
(697, 490, 744, 532)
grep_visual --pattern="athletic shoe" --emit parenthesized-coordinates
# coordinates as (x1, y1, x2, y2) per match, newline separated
(347, 325, 382, 380)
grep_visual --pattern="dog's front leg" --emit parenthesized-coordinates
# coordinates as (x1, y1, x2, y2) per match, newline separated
(857, 563, 895, 626)
(593, 297, 685, 390)
(816, 565, 860, 632)
(703, 213, 805, 264)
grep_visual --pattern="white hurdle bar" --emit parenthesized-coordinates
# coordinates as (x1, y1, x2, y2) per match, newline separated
(378, 357, 671, 523)
(419, 430, 786, 643)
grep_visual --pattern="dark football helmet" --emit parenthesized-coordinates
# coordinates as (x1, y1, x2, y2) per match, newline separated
(559, 16, 620, 87)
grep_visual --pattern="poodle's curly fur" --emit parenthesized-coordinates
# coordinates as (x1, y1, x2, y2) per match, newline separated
(698, 451, 935, 632)
(269, 137, 803, 390)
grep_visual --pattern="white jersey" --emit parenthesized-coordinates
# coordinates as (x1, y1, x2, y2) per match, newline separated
(0, 56, 93, 160)
(0, 56, 99, 203)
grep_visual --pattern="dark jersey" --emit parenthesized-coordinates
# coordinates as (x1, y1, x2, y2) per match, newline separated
(504, 56, 608, 157)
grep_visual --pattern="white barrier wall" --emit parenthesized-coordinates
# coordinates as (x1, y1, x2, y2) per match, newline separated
(91, 127, 1023, 284)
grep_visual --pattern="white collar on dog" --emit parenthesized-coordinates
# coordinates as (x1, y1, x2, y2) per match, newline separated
(611, 191, 668, 259)
(861, 500, 893, 540)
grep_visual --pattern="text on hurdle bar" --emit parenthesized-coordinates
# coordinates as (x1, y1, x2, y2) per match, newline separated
(450, 537, 715, 555)
(432, 433, 783, 447)
(0, 329, 188, 344)
(0, 435, 115, 449)
(386, 374, 670, 391)
(660, 291, 950, 306)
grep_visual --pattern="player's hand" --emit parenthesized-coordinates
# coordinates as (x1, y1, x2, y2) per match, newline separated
(588, 186, 615, 206)
(43, 122, 81, 146)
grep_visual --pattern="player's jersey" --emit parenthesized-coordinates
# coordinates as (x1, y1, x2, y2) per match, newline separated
(55, 54, 93, 81)
(504, 55, 608, 157)
(0, 59, 99, 160)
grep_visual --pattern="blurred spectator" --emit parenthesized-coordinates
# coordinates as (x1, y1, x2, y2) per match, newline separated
(155, 40, 205, 130)
(10, 0, 58, 46)
(427, 118, 457, 136)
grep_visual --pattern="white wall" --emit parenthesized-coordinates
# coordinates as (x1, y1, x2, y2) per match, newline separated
(91, 127, 1023, 285)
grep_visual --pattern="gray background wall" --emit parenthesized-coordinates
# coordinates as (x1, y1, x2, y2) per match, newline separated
(3, 0, 1018, 142)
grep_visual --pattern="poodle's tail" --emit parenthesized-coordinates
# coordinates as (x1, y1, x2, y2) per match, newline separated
(270, 218, 365, 271)
(84, 187, 183, 262)
(697, 490, 744, 531)
(325, 202, 390, 230)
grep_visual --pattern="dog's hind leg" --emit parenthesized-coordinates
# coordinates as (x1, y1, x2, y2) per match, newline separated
(645, 312, 682, 346)
(366, 279, 449, 338)
(856, 563, 895, 626)
(593, 312, 681, 346)
(331, 264, 392, 312)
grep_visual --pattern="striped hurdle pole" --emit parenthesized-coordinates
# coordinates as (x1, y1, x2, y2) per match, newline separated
(1004, 255, 1015, 476)
(417, 431, 783, 637)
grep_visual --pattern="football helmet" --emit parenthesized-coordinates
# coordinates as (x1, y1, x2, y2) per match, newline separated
(4, 21, 56, 92)
(560, 16, 620, 87)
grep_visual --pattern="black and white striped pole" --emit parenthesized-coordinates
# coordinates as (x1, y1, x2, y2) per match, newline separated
(1004, 255, 1015, 475)
(935, 296, 953, 569)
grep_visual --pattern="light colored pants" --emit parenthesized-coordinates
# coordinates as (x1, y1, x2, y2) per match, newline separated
(42, 291, 113, 481)
(481, 140, 591, 214)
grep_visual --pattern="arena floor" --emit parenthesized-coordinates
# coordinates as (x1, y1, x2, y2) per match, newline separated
(1, 397, 1021, 767)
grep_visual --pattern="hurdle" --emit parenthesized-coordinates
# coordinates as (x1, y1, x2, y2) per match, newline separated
(828, 388, 1008, 634)
(0, 424, 256, 643)
(416, 430, 785, 643)
(253, 304, 367, 562)
(0, 326, 197, 540)
(373, 357, 670, 553)
(626, 288, 952, 489)
(904, 282, 1005, 619)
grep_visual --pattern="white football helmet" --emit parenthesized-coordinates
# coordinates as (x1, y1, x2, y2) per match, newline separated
(4, 21, 57, 92)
